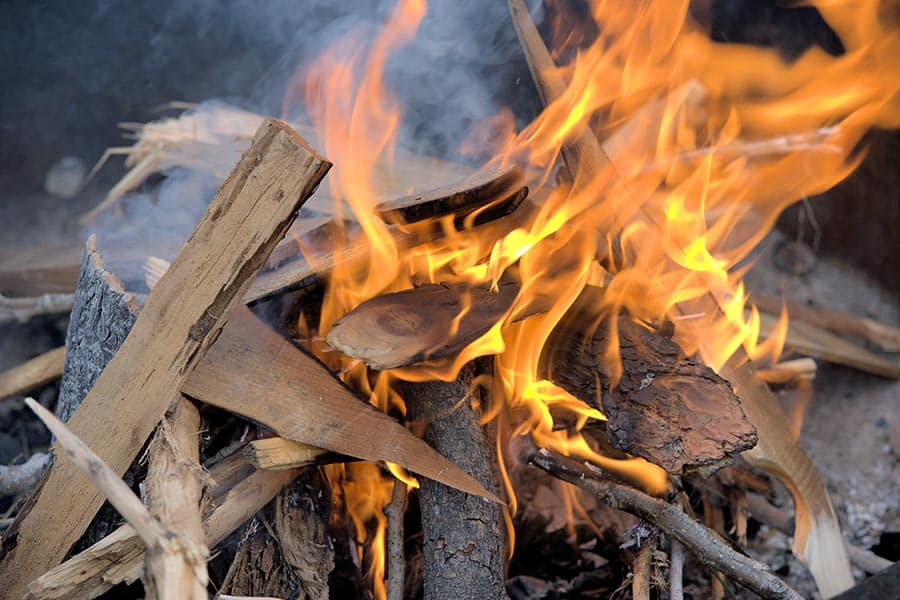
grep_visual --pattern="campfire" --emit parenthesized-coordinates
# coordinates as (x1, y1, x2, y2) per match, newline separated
(0, 0, 898, 598)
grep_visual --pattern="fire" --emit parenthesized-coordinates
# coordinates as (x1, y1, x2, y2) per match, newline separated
(285, 0, 900, 597)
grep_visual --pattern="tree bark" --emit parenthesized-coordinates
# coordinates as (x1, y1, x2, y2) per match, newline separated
(404, 363, 509, 600)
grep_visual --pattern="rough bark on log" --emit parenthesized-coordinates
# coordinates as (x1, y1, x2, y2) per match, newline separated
(376, 164, 527, 225)
(221, 470, 333, 600)
(0, 119, 331, 597)
(404, 363, 509, 600)
(56, 236, 139, 422)
(543, 302, 757, 475)
(0, 453, 50, 498)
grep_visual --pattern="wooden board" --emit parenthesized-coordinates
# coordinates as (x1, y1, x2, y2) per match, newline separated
(0, 119, 331, 596)
(183, 306, 497, 502)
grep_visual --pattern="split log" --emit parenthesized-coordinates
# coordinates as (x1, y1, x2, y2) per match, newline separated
(544, 303, 758, 474)
(518, 438, 804, 600)
(220, 470, 333, 600)
(27, 457, 296, 600)
(0, 346, 66, 402)
(404, 363, 510, 600)
(752, 292, 900, 353)
(327, 281, 525, 370)
(184, 306, 498, 502)
(0, 242, 83, 296)
(55, 236, 138, 421)
(142, 396, 207, 599)
(24, 399, 208, 600)
(0, 119, 331, 597)
(385, 480, 408, 600)
(376, 164, 527, 225)
(242, 437, 330, 471)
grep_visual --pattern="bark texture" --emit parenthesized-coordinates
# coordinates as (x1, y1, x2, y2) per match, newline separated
(404, 363, 509, 600)
(56, 236, 138, 422)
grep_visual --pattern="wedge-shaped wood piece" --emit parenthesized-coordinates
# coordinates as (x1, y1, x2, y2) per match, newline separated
(376, 164, 527, 225)
(243, 437, 331, 471)
(0, 119, 331, 597)
(183, 306, 497, 502)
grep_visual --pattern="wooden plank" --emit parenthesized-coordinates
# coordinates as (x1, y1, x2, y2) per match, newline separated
(0, 119, 331, 596)
(182, 306, 498, 503)
(0, 346, 66, 401)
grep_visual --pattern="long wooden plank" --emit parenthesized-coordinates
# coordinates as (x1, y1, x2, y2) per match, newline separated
(0, 119, 330, 596)
(182, 306, 498, 503)
(0, 346, 66, 401)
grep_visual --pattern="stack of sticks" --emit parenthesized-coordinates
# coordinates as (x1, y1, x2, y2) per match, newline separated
(0, 4, 897, 600)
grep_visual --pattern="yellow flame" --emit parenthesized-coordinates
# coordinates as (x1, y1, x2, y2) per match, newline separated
(289, 1, 900, 597)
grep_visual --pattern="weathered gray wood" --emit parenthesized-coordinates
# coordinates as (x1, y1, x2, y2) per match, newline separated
(404, 363, 509, 600)
(56, 236, 139, 422)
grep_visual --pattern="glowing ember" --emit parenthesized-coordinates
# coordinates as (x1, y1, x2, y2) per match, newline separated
(283, 0, 900, 596)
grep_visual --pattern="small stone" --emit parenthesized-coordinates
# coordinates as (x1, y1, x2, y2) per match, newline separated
(44, 156, 87, 198)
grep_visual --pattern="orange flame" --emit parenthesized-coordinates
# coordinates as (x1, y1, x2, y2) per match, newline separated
(288, 1, 900, 597)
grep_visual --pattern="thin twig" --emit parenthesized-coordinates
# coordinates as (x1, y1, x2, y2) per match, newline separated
(518, 438, 803, 600)
(670, 538, 685, 600)
(385, 479, 408, 600)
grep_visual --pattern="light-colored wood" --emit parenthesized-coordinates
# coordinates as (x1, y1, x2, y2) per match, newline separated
(24, 398, 207, 599)
(243, 437, 328, 470)
(753, 292, 900, 353)
(0, 346, 66, 401)
(0, 119, 331, 597)
(183, 306, 498, 503)
(27, 463, 296, 600)
(758, 311, 900, 378)
(720, 358, 854, 597)
(142, 396, 207, 600)
(0, 293, 74, 323)
(756, 357, 817, 384)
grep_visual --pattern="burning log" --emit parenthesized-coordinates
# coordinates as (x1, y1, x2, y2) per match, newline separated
(27, 453, 295, 600)
(518, 437, 804, 600)
(375, 164, 527, 225)
(0, 346, 65, 402)
(544, 303, 758, 475)
(0, 119, 331, 596)
(404, 363, 509, 600)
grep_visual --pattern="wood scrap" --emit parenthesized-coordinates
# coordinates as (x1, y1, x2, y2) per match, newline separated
(756, 358, 817, 384)
(0, 347, 65, 402)
(0, 242, 83, 296)
(753, 292, 900, 353)
(518, 438, 804, 600)
(0, 293, 74, 323)
(183, 305, 498, 502)
(376, 164, 527, 225)
(242, 437, 330, 471)
(24, 398, 208, 600)
(0, 453, 49, 498)
(404, 363, 510, 600)
(758, 310, 900, 379)
(220, 471, 333, 600)
(0, 119, 331, 597)
(544, 301, 757, 475)
(669, 538, 685, 600)
(27, 461, 296, 600)
(385, 480, 408, 600)
(142, 396, 207, 600)
(631, 533, 656, 600)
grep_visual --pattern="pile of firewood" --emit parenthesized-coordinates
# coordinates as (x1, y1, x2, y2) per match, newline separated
(1, 3, 899, 600)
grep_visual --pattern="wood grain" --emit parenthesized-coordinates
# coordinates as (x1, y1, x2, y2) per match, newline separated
(0, 119, 330, 597)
